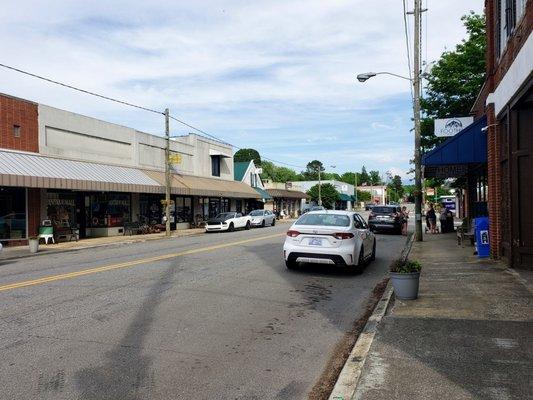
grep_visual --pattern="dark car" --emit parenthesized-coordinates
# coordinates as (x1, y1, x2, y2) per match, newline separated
(365, 203, 374, 211)
(368, 206, 403, 234)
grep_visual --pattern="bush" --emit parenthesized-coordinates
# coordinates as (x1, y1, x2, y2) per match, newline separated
(390, 259, 422, 273)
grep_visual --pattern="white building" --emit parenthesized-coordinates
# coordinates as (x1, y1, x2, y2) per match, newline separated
(357, 185, 387, 205)
(290, 180, 355, 210)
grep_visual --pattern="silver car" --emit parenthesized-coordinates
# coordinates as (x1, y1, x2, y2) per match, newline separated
(249, 209, 276, 227)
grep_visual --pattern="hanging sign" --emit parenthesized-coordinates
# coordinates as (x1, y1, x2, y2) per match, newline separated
(434, 117, 474, 137)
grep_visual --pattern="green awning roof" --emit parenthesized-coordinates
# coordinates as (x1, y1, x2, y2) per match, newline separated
(254, 187, 272, 200)
(338, 193, 352, 201)
(234, 161, 251, 181)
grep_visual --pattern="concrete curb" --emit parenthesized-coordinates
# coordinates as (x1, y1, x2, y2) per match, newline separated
(328, 232, 416, 400)
(327, 283, 393, 400)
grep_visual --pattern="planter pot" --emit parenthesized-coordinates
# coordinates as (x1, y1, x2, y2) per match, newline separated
(28, 238, 39, 254)
(390, 272, 420, 300)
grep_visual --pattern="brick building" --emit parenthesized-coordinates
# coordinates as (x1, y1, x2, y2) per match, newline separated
(478, 0, 532, 269)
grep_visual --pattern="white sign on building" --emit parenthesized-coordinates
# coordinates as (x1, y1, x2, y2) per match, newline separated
(434, 116, 474, 137)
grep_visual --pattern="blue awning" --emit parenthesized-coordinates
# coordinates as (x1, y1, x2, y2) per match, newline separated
(422, 116, 487, 178)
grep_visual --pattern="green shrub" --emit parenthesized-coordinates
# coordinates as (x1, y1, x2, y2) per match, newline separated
(390, 259, 422, 273)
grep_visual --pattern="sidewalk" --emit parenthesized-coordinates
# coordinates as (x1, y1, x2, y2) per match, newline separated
(0, 218, 296, 261)
(353, 232, 532, 400)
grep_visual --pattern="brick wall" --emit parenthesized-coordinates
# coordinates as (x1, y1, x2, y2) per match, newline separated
(0, 93, 39, 152)
(27, 188, 40, 237)
(486, 104, 502, 259)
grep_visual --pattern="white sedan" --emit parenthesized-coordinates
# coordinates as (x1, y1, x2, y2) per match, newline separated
(205, 212, 251, 232)
(249, 209, 276, 227)
(283, 210, 376, 270)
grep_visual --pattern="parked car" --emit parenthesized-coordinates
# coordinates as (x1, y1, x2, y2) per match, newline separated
(283, 210, 376, 270)
(368, 205, 403, 234)
(249, 209, 276, 227)
(364, 203, 374, 211)
(205, 212, 251, 232)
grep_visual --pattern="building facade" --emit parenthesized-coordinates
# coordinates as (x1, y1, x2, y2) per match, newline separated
(233, 160, 272, 212)
(291, 180, 355, 210)
(0, 93, 259, 244)
(482, 0, 532, 268)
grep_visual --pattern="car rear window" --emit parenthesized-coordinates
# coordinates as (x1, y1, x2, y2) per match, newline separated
(372, 207, 396, 214)
(295, 213, 350, 227)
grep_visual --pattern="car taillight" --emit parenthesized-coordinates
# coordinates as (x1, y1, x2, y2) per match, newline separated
(333, 232, 355, 240)
(287, 230, 300, 237)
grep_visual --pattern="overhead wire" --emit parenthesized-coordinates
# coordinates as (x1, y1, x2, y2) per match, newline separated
(0, 62, 306, 169)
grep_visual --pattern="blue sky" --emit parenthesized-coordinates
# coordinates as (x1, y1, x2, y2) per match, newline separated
(0, 0, 483, 180)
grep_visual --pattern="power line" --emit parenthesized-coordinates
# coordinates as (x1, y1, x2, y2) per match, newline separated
(0, 62, 163, 115)
(0, 62, 306, 169)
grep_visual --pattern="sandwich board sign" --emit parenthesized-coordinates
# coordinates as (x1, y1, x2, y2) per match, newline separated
(434, 117, 474, 137)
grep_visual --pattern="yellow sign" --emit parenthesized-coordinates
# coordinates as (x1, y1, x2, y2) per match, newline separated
(169, 154, 182, 165)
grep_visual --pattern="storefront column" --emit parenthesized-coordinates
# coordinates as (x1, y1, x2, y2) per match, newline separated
(131, 193, 140, 222)
(27, 188, 40, 237)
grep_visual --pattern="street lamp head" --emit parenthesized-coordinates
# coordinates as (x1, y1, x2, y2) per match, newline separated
(356, 72, 377, 82)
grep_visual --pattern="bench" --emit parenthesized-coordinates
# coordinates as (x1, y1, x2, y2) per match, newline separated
(457, 219, 475, 247)
(124, 221, 141, 236)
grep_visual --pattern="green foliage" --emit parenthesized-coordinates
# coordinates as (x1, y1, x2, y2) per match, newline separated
(234, 148, 261, 166)
(390, 259, 422, 273)
(306, 183, 339, 209)
(356, 190, 371, 202)
(360, 166, 370, 185)
(387, 175, 404, 202)
(260, 161, 299, 182)
(339, 171, 360, 186)
(369, 170, 382, 185)
(301, 160, 325, 180)
(420, 12, 486, 153)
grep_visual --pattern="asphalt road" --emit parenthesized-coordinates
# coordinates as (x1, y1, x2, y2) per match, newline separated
(0, 219, 406, 400)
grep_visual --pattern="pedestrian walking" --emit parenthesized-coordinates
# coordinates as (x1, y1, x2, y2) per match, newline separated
(401, 206, 409, 235)
(426, 203, 437, 234)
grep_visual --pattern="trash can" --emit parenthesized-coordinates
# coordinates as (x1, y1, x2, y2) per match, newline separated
(474, 217, 490, 258)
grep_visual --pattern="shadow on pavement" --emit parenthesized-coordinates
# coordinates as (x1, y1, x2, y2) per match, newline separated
(74, 264, 177, 400)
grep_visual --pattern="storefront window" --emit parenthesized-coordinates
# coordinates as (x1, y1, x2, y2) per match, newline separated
(175, 197, 192, 223)
(140, 194, 163, 225)
(0, 187, 26, 240)
(47, 191, 77, 228)
(90, 193, 131, 227)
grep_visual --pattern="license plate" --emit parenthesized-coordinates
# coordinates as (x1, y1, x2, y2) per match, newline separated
(309, 237, 323, 246)
(377, 216, 387, 220)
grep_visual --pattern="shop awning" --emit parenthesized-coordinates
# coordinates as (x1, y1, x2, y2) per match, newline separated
(422, 116, 487, 178)
(143, 170, 261, 199)
(338, 193, 352, 201)
(266, 189, 308, 199)
(254, 187, 272, 200)
(0, 150, 162, 193)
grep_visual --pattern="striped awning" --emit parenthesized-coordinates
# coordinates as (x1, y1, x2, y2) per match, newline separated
(0, 150, 162, 193)
(266, 188, 308, 199)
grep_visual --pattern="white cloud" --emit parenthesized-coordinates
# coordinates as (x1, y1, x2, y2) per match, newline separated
(0, 0, 483, 174)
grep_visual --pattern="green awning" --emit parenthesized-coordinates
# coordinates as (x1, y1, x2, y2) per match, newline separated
(254, 187, 272, 200)
(338, 193, 352, 201)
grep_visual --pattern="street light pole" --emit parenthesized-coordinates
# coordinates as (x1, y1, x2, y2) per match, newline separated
(413, 0, 423, 241)
(354, 172, 358, 210)
(164, 108, 171, 237)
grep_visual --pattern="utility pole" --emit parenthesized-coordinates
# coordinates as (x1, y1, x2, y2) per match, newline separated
(318, 168, 322, 206)
(413, 0, 423, 241)
(164, 108, 171, 237)
(354, 172, 358, 210)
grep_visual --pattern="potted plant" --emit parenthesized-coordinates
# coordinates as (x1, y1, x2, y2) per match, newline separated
(28, 236, 40, 253)
(390, 259, 422, 300)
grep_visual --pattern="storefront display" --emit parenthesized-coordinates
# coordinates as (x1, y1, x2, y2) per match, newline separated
(175, 197, 192, 223)
(46, 191, 77, 228)
(0, 187, 26, 240)
(90, 193, 131, 228)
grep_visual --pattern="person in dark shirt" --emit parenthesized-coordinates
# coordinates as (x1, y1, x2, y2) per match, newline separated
(426, 203, 437, 234)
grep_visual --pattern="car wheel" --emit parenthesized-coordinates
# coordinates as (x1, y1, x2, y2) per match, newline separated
(228, 223, 234, 232)
(285, 259, 298, 269)
(271, 218, 275, 226)
(245, 221, 251, 230)
(261, 220, 265, 228)
(370, 239, 376, 262)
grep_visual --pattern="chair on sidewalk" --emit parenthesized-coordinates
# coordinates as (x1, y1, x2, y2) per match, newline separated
(457, 218, 475, 246)
(39, 220, 55, 244)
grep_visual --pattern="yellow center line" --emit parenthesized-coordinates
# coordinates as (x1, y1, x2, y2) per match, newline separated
(0, 232, 285, 293)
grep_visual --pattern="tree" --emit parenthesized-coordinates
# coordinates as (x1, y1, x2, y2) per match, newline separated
(260, 161, 300, 182)
(339, 172, 361, 186)
(356, 190, 371, 202)
(387, 175, 404, 202)
(420, 12, 486, 153)
(360, 166, 370, 185)
(302, 160, 325, 180)
(369, 170, 382, 185)
(307, 183, 339, 209)
(234, 148, 261, 166)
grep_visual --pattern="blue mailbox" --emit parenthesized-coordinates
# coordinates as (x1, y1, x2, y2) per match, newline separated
(474, 217, 490, 258)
